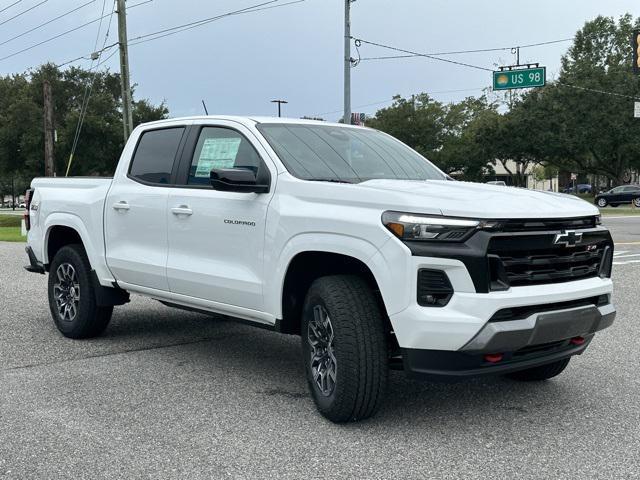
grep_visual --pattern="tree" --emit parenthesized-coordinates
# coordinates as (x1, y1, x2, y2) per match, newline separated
(367, 93, 497, 180)
(509, 15, 640, 184)
(0, 63, 168, 181)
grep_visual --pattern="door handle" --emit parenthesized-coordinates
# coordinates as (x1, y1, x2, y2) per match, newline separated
(171, 205, 193, 216)
(113, 201, 130, 211)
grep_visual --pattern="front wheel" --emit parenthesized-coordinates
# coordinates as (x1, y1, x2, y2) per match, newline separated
(505, 358, 570, 381)
(48, 244, 113, 339)
(301, 275, 388, 423)
(597, 197, 607, 208)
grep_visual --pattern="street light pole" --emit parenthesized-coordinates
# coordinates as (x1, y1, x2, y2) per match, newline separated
(343, 0, 352, 125)
(271, 99, 288, 117)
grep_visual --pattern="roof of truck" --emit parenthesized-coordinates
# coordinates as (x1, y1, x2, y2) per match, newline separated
(139, 115, 361, 129)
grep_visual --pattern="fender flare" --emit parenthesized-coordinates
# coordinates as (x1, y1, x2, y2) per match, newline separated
(265, 233, 395, 319)
(42, 212, 114, 284)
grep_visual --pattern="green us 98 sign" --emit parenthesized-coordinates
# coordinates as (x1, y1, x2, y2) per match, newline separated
(493, 67, 546, 90)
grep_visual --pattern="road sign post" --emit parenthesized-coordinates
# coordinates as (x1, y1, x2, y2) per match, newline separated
(493, 66, 546, 91)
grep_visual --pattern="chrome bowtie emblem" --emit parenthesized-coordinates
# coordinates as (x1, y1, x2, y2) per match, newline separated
(554, 230, 583, 247)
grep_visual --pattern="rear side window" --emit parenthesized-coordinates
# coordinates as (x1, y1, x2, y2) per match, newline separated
(129, 127, 185, 184)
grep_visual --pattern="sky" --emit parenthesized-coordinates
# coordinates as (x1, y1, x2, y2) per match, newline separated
(0, 0, 638, 121)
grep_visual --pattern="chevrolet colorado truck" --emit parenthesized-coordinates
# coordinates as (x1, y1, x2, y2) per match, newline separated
(24, 116, 615, 423)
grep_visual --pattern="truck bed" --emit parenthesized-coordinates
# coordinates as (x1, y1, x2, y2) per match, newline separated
(28, 177, 114, 280)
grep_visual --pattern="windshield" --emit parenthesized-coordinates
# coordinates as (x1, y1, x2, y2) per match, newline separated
(256, 123, 446, 183)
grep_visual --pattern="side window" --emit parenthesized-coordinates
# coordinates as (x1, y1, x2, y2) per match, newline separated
(611, 186, 625, 193)
(187, 127, 262, 186)
(129, 127, 185, 184)
(623, 186, 638, 192)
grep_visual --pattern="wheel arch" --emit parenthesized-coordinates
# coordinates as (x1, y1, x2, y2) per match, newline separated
(42, 213, 112, 283)
(277, 249, 391, 336)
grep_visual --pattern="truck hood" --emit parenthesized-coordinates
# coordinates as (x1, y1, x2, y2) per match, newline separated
(356, 179, 599, 219)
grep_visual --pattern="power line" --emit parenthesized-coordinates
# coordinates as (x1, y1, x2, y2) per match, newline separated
(128, 0, 305, 47)
(0, 0, 23, 15)
(314, 87, 488, 117)
(0, 0, 47, 27)
(52, 0, 303, 67)
(0, 0, 96, 47)
(557, 82, 640, 101)
(0, 0, 150, 63)
(359, 37, 574, 61)
(66, 0, 116, 176)
(353, 37, 493, 72)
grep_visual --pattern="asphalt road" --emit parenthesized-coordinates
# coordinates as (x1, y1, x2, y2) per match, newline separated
(1, 222, 639, 479)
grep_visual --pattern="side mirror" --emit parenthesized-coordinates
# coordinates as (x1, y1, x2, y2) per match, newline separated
(210, 168, 269, 194)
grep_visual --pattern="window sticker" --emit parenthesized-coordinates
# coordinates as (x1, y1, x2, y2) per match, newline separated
(194, 137, 242, 177)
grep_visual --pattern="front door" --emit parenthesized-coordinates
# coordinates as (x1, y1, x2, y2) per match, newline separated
(105, 126, 187, 290)
(165, 123, 275, 311)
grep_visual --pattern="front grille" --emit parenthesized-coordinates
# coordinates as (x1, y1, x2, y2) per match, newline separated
(501, 216, 598, 232)
(488, 231, 612, 289)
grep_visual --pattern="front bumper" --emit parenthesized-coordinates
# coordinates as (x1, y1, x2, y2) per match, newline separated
(401, 302, 615, 380)
(390, 272, 614, 351)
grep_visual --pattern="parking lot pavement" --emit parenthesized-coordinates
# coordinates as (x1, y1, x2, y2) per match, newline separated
(1, 226, 640, 479)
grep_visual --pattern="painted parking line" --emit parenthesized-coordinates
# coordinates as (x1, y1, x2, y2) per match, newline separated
(613, 250, 640, 266)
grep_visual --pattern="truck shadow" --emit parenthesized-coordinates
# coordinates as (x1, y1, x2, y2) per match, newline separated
(99, 302, 585, 429)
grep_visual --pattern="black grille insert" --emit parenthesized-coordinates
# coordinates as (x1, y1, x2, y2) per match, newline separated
(488, 233, 611, 288)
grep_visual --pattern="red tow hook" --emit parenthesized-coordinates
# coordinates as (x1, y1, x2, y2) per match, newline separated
(484, 353, 504, 364)
(570, 336, 586, 346)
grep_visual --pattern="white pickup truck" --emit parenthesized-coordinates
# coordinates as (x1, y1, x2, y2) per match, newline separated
(24, 116, 615, 422)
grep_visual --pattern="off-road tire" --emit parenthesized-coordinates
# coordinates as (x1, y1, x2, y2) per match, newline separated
(301, 275, 388, 423)
(505, 358, 570, 381)
(48, 244, 113, 339)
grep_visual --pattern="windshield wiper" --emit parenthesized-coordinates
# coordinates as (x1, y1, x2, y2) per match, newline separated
(309, 178, 355, 184)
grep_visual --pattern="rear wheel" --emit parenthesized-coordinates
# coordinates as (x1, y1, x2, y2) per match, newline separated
(48, 244, 113, 339)
(633, 198, 640, 208)
(597, 197, 607, 207)
(301, 275, 388, 423)
(505, 358, 570, 381)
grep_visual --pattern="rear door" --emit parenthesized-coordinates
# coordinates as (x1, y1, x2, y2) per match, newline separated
(165, 122, 276, 311)
(621, 186, 640, 203)
(105, 126, 187, 290)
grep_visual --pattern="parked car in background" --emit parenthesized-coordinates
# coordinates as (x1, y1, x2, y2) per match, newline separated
(486, 180, 506, 186)
(595, 185, 640, 207)
(562, 184, 592, 194)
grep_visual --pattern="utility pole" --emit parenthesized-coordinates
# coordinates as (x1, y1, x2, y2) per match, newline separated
(343, 0, 352, 124)
(117, 0, 134, 141)
(43, 80, 55, 177)
(271, 99, 288, 117)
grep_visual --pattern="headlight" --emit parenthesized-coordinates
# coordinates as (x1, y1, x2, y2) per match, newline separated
(382, 211, 500, 242)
